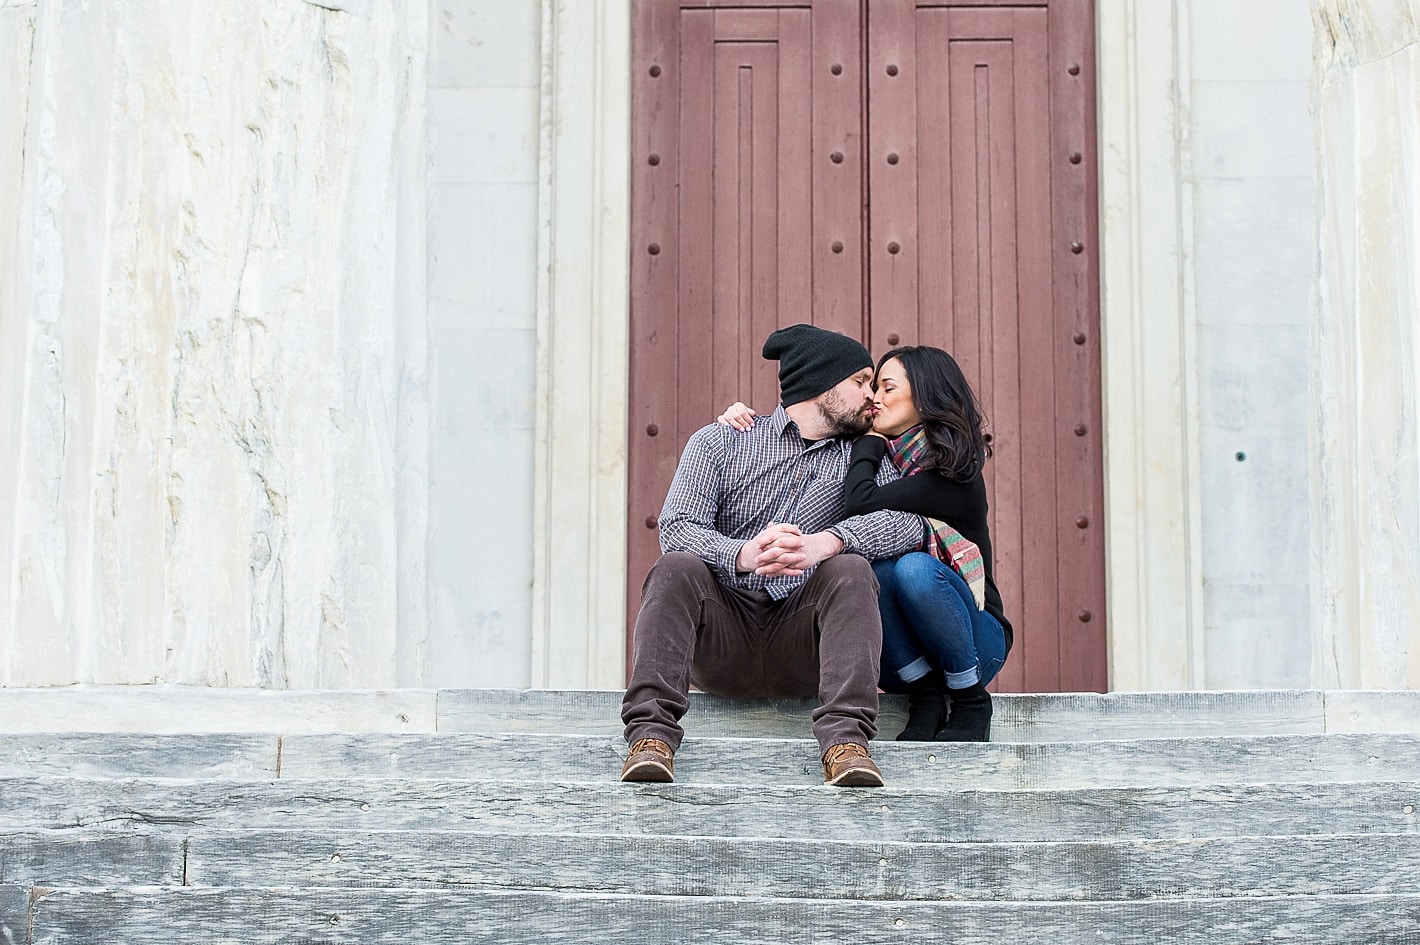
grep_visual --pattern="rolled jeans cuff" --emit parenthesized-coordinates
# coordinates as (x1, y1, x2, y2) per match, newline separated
(945, 666, 980, 689)
(898, 656, 932, 684)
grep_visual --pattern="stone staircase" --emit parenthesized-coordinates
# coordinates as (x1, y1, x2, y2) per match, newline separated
(2, 686, 1419, 943)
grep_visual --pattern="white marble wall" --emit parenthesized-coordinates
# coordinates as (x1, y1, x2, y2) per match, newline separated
(425, 0, 540, 688)
(0, 0, 432, 687)
(528, 0, 630, 688)
(1097, 0, 1319, 690)
(0, 0, 550, 690)
(1311, 0, 1420, 689)
(1189, 0, 1317, 687)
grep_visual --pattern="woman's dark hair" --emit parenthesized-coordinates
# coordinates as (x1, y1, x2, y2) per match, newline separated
(877, 345, 991, 481)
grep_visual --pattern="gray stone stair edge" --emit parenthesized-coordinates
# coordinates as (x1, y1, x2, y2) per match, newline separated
(15, 886, 1420, 945)
(2, 829, 1420, 903)
(3, 775, 1419, 843)
(0, 685, 1414, 735)
(7, 731, 1420, 789)
(6, 829, 1420, 902)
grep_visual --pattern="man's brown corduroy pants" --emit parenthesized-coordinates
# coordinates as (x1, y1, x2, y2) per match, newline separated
(620, 551, 883, 756)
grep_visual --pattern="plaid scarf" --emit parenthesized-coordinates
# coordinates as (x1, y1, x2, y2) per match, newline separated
(885, 426, 987, 610)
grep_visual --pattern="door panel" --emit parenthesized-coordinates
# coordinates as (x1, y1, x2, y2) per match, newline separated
(1045, 0, 1107, 692)
(629, 0, 683, 678)
(866, 1, 1105, 692)
(628, 0, 1106, 692)
(874, 5, 1062, 691)
(627, 1, 865, 673)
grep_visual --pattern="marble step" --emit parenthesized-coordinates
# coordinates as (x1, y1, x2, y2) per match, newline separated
(11, 886, 1420, 945)
(4, 731, 1418, 789)
(181, 828, 1420, 901)
(276, 730, 1420, 787)
(2, 828, 1417, 902)
(2, 686, 1417, 739)
(0, 733, 280, 778)
(0, 832, 185, 888)
(4, 776, 1418, 843)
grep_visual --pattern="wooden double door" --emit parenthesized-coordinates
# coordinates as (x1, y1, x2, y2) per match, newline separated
(627, 0, 1106, 692)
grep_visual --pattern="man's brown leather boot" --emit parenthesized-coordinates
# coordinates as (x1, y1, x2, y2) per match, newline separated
(621, 737, 675, 782)
(821, 742, 884, 787)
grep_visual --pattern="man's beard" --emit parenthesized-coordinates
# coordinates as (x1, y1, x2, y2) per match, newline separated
(816, 389, 873, 437)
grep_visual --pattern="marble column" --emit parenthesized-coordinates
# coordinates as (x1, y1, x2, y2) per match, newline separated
(1311, 0, 1420, 688)
(0, 0, 430, 687)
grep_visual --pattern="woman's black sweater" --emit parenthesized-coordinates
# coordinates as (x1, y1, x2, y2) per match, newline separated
(843, 435, 1014, 654)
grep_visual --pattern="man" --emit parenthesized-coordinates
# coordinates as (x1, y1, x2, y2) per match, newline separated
(620, 324, 923, 787)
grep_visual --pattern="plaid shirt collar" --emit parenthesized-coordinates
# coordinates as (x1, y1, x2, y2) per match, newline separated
(766, 404, 840, 452)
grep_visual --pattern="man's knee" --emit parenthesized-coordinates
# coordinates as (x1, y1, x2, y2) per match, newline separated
(642, 551, 715, 595)
(816, 553, 878, 589)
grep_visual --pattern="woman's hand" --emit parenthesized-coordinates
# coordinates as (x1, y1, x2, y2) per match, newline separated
(716, 401, 757, 431)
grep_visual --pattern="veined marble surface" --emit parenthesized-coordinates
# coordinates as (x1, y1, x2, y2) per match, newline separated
(0, 0, 431, 687)
(1312, 0, 1420, 688)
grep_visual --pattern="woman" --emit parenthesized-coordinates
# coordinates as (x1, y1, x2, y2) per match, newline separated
(720, 345, 1012, 741)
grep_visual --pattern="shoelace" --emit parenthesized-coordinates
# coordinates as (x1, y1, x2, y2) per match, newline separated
(630, 738, 672, 758)
(823, 743, 868, 766)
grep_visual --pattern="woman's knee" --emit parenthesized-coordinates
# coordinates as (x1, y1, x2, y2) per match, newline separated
(892, 551, 949, 589)
(897, 551, 981, 610)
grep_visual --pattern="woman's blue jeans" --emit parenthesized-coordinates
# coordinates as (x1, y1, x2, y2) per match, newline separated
(873, 552, 1007, 692)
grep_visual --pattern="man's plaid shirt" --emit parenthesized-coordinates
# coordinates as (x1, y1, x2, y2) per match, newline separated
(658, 406, 924, 599)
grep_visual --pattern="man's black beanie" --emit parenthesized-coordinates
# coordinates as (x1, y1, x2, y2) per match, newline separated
(762, 323, 873, 407)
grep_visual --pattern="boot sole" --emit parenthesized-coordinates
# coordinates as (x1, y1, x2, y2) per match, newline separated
(620, 759, 674, 783)
(825, 766, 885, 788)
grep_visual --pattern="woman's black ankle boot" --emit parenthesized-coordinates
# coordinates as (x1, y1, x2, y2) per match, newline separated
(896, 675, 947, 741)
(935, 682, 992, 742)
